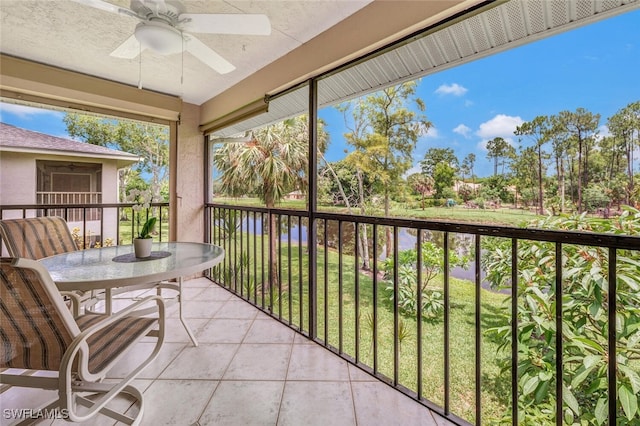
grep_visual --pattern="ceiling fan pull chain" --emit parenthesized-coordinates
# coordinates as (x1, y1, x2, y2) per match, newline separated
(138, 43, 143, 90)
(181, 35, 184, 88)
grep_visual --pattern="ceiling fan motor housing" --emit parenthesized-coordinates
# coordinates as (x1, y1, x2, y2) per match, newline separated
(134, 21, 183, 55)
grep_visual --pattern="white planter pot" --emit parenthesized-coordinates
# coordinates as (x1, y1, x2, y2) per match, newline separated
(133, 238, 153, 258)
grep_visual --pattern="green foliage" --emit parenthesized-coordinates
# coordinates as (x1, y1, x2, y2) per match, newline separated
(212, 116, 314, 206)
(340, 82, 431, 217)
(64, 113, 169, 201)
(380, 242, 468, 320)
(421, 147, 459, 176)
(138, 216, 156, 239)
(216, 211, 251, 289)
(480, 175, 513, 203)
(483, 206, 640, 425)
(432, 162, 457, 199)
(582, 183, 611, 212)
(421, 147, 458, 200)
(486, 137, 516, 176)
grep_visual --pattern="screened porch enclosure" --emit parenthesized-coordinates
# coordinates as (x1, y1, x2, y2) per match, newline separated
(36, 160, 103, 222)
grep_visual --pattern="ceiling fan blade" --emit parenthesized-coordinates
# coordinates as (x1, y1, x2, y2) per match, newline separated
(69, 0, 138, 18)
(184, 35, 235, 74)
(110, 35, 146, 59)
(180, 14, 271, 35)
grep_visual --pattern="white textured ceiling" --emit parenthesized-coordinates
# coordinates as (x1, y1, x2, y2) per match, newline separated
(0, 0, 372, 105)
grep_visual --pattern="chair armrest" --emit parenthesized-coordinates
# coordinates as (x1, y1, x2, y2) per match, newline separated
(64, 295, 165, 374)
(59, 295, 165, 423)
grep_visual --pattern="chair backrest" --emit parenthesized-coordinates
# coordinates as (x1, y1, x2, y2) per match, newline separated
(0, 258, 80, 371)
(0, 216, 79, 260)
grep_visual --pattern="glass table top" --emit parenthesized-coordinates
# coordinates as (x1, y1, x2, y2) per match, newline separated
(39, 242, 224, 291)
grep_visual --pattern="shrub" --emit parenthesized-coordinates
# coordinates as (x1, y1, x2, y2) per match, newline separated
(381, 242, 468, 321)
(483, 207, 640, 425)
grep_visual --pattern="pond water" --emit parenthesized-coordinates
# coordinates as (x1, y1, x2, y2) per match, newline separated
(217, 214, 505, 290)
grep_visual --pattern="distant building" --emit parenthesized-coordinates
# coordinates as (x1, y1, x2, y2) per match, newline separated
(0, 122, 140, 244)
(285, 190, 305, 200)
(453, 180, 481, 193)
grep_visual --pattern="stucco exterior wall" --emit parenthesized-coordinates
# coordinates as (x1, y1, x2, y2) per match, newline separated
(0, 151, 124, 243)
(0, 152, 36, 210)
(174, 102, 204, 243)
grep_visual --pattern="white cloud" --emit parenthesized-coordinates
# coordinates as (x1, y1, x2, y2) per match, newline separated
(596, 124, 611, 140)
(0, 102, 63, 120)
(425, 126, 438, 138)
(476, 114, 524, 140)
(475, 114, 524, 151)
(434, 83, 468, 97)
(453, 124, 471, 138)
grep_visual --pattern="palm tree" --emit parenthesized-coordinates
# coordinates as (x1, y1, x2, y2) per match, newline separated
(212, 116, 327, 296)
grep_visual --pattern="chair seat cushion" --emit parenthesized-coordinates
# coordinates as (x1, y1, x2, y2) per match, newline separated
(76, 314, 156, 374)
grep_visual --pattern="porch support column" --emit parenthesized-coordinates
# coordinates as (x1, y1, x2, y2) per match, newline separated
(171, 102, 205, 243)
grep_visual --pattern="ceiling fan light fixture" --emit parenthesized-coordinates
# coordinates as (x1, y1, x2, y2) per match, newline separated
(134, 21, 183, 55)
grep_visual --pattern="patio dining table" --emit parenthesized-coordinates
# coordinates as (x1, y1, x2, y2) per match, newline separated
(39, 241, 224, 347)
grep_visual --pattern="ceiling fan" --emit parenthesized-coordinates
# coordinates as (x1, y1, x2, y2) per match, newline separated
(71, 0, 271, 74)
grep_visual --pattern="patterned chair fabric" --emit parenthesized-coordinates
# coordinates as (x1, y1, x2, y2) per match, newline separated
(0, 257, 165, 424)
(0, 216, 78, 259)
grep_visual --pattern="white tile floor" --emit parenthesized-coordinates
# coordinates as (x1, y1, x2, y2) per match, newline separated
(2, 278, 456, 426)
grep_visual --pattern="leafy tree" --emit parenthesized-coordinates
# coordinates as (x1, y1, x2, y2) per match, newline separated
(483, 207, 640, 425)
(608, 101, 640, 205)
(212, 116, 327, 289)
(316, 130, 384, 215)
(479, 175, 511, 204)
(461, 153, 477, 193)
(421, 147, 458, 200)
(548, 124, 572, 213)
(551, 108, 600, 213)
(420, 147, 459, 176)
(582, 183, 611, 212)
(486, 137, 514, 177)
(432, 161, 457, 200)
(597, 135, 627, 196)
(515, 116, 550, 214)
(511, 146, 539, 209)
(407, 173, 434, 210)
(319, 160, 359, 207)
(341, 82, 431, 260)
(64, 113, 169, 202)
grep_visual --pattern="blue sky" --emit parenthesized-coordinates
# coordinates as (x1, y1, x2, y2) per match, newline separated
(2, 8, 639, 178)
(319, 8, 640, 177)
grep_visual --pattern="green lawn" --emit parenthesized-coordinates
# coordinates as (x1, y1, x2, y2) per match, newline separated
(212, 196, 539, 226)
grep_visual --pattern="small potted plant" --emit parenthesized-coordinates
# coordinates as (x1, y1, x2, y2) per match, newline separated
(127, 188, 160, 258)
(133, 216, 157, 258)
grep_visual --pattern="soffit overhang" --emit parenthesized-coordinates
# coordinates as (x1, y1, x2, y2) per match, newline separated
(210, 0, 639, 137)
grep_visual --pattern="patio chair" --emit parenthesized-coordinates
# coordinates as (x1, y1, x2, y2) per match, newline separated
(0, 257, 165, 425)
(0, 216, 103, 313)
(0, 216, 79, 260)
